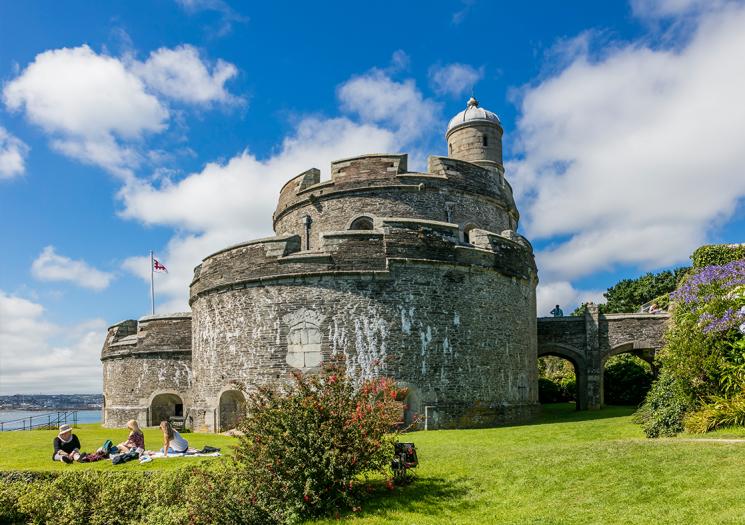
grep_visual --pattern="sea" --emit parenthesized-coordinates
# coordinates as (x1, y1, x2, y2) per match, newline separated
(0, 409, 102, 431)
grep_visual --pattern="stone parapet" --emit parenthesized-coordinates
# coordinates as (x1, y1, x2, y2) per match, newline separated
(272, 153, 519, 244)
(189, 219, 536, 305)
(101, 313, 192, 360)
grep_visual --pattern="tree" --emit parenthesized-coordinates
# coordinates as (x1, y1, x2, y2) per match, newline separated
(571, 267, 690, 316)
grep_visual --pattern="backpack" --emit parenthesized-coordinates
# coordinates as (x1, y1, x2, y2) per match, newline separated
(111, 449, 139, 465)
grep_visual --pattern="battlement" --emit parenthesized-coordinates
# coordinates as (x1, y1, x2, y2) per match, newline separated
(273, 152, 517, 233)
(189, 217, 536, 304)
(101, 312, 192, 360)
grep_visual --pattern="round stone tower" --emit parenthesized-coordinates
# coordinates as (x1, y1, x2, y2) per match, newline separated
(102, 97, 540, 433)
(184, 97, 539, 432)
(445, 96, 503, 172)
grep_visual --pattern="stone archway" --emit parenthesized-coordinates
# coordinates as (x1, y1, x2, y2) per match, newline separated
(218, 390, 246, 432)
(537, 343, 589, 411)
(150, 393, 184, 426)
(601, 342, 656, 406)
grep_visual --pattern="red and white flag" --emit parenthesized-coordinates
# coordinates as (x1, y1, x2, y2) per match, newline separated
(153, 258, 168, 273)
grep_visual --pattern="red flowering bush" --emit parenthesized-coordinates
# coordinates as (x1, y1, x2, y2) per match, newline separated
(232, 358, 406, 523)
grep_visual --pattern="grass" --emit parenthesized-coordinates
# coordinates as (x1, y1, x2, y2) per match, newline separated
(311, 404, 745, 525)
(0, 424, 236, 471)
(5, 405, 745, 523)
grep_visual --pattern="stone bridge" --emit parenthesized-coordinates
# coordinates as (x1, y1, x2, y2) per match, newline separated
(537, 304, 670, 410)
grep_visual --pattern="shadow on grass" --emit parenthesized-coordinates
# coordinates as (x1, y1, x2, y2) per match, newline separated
(344, 476, 471, 521)
(498, 403, 638, 430)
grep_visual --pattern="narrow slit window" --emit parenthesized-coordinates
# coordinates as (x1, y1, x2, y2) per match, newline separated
(482, 135, 488, 147)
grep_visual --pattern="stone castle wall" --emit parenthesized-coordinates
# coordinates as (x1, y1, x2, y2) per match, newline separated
(273, 154, 518, 250)
(101, 313, 193, 428)
(188, 217, 538, 431)
(103, 146, 540, 432)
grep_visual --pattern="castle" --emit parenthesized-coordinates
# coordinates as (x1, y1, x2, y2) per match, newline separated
(101, 97, 541, 432)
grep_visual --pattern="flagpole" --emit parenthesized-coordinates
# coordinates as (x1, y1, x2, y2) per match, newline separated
(150, 250, 155, 316)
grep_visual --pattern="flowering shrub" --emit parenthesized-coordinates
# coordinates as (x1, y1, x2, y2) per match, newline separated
(1, 362, 407, 524)
(638, 259, 745, 436)
(691, 244, 745, 268)
(231, 358, 407, 523)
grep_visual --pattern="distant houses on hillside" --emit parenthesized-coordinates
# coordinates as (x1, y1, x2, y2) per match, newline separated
(0, 394, 102, 411)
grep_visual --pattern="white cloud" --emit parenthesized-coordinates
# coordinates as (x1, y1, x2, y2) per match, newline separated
(120, 116, 398, 309)
(429, 63, 484, 98)
(131, 45, 240, 104)
(452, 0, 476, 25)
(509, 3, 745, 282)
(120, 69, 435, 310)
(0, 291, 106, 394)
(31, 246, 114, 291)
(337, 69, 440, 143)
(536, 280, 605, 317)
(0, 126, 29, 179)
(3, 45, 167, 179)
(630, 0, 727, 19)
(389, 50, 411, 72)
(175, 0, 248, 37)
(3, 44, 240, 179)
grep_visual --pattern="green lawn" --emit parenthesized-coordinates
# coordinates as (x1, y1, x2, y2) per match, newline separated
(0, 424, 236, 471)
(311, 404, 745, 525)
(5, 406, 745, 524)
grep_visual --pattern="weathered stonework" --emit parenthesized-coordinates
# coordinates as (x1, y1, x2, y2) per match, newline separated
(101, 313, 192, 428)
(101, 97, 543, 431)
(101, 97, 666, 432)
(537, 304, 670, 409)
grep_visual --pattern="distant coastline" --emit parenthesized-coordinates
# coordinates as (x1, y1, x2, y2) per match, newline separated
(0, 394, 103, 411)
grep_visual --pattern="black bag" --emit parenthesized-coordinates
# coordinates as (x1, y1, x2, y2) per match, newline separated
(111, 449, 139, 465)
(394, 442, 418, 468)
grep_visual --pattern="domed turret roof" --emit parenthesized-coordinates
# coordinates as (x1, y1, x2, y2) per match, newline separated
(447, 97, 500, 132)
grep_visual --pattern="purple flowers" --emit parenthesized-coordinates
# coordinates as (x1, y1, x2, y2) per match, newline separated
(671, 260, 745, 305)
(699, 308, 745, 334)
(670, 260, 745, 335)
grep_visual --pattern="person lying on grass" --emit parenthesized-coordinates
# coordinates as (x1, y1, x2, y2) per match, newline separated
(52, 424, 82, 464)
(114, 419, 145, 453)
(159, 420, 188, 456)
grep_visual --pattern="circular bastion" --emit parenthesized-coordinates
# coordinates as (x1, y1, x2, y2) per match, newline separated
(102, 97, 541, 432)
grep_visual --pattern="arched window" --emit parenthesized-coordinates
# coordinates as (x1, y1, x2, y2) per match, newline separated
(349, 216, 374, 230)
(482, 134, 488, 147)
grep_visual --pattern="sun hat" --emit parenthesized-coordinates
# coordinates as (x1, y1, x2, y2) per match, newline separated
(58, 424, 73, 436)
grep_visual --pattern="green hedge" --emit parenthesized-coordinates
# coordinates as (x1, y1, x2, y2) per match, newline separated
(691, 244, 745, 268)
(0, 464, 278, 525)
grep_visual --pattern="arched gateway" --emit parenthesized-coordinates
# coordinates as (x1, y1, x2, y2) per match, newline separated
(537, 304, 669, 409)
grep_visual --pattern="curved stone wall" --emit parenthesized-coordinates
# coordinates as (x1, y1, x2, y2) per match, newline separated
(101, 314, 193, 428)
(273, 154, 518, 250)
(190, 261, 537, 431)
(446, 121, 504, 167)
(189, 219, 538, 431)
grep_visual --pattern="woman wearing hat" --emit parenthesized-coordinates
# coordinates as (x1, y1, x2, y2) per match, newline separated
(52, 424, 82, 464)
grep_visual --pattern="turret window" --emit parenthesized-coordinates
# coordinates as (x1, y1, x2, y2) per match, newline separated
(449, 143, 453, 155)
(482, 135, 488, 147)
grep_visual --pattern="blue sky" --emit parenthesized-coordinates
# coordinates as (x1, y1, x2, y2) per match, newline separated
(1, 0, 744, 393)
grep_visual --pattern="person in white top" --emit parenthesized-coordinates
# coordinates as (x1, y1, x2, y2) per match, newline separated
(159, 420, 189, 456)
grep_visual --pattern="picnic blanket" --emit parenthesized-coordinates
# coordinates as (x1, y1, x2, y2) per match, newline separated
(143, 449, 221, 460)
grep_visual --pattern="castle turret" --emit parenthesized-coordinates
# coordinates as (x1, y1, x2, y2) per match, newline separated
(445, 97, 503, 172)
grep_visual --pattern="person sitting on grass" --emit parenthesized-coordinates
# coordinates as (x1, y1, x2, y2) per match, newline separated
(52, 424, 82, 464)
(160, 420, 188, 456)
(115, 419, 145, 453)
